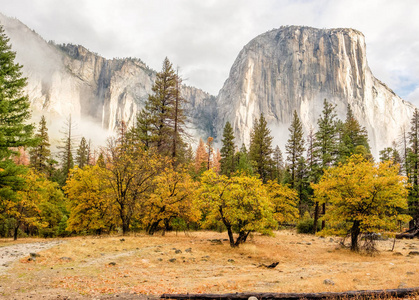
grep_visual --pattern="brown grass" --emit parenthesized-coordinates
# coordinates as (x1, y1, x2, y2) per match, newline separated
(1, 230, 419, 298)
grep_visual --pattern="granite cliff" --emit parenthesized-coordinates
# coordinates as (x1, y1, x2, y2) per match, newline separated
(0, 13, 214, 145)
(0, 13, 415, 154)
(216, 26, 415, 155)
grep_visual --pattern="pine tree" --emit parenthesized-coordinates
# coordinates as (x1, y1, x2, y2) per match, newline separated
(285, 110, 305, 188)
(145, 58, 186, 160)
(132, 108, 152, 149)
(57, 116, 76, 185)
(29, 116, 51, 175)
(76, 137, 89, 169)
(337, 104, 370, 162)
(407, 108, 419, 228)
(206, 137, 214, 170)
(249, 114, 274, 183)
(194, 138, 208, 175)
(313, 99, 339, 232)
(272, 145, 284, 182)
(220, 122, 236, 176)
(0, 25, 35, 159)
(236, 144, 253, 175)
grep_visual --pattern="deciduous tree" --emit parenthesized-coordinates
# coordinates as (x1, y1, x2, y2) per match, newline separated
(312, 155, 410, 252)
(198, 170, 275, 247)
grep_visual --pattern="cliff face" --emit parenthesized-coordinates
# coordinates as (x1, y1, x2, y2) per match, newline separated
(0, 13, 214, 144)
(216, 26, 415, 155)
(1, 13, 415, 153)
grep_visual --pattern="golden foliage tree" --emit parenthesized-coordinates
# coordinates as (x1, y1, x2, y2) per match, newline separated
(64, 165, 117, 234)
(143, 166, 200, 235)
(198, 170, 275, 247)
(195, 138, 208, 174)
(101, 136, 163, 235)
(312, 154, 410, 252)
(10, 169, 64, 240)
(265, 181, 299, 224)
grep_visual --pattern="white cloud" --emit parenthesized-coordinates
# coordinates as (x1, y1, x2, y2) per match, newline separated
(0, 0, 418, 99)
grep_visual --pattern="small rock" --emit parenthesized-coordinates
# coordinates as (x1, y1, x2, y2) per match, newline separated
(30, 253, 40, 258)
(27, 257, 35, 262)
(157, 258, 163, 262)
(248, 297, 258, 300)
(393, 252, 403, 256)
(59, 257, 73, 262)
(120, 238, 125, 242)
(169, 258, 176, 263)
(408, 251, 419, 256)
(329, 238, 334, 242)
(175, 249, 182, 254)
(228, 259, 235, 263)
(109, 262, 116, 266)
(210, 239, 223, 245)
(306, 242, 312, 245)
(185, 248, 192, 253)
(266, 262, 279, 269)
(323, 279, 335, 285)
(407, 272, 415, 275)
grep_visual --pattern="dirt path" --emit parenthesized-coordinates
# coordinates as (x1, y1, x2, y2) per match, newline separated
(0, 240, 64, 274)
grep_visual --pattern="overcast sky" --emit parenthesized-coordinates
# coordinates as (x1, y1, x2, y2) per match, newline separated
(1, 0, 418, 105)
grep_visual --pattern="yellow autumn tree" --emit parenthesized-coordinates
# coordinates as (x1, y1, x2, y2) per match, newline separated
(198, 170, 275, 247)
(266, 181, 299, 224)
(64, 165, 117, 234)
(142, 166, 200, 235)
(213, 148, 221, 174)
(312, 154, 410, 252)
(101, 136, 164, 235)
(11, 169, 64, 239)
(195, 138, 208, 174)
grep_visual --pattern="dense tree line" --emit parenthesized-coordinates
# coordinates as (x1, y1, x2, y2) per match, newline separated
(0, 26, 412, 252)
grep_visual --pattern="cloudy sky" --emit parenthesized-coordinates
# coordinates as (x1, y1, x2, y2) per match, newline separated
(1, 0, 418, 105)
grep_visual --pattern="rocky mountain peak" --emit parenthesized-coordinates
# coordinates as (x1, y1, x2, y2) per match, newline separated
(216, 25, 414, 155)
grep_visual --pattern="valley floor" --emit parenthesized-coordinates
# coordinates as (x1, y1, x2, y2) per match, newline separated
(0, 231, 418, 299)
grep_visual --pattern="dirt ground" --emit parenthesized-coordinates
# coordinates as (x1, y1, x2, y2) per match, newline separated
(0, 231, 419, 299)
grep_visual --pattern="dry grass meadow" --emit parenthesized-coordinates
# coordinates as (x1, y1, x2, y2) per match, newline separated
(1, 230, 419, 299)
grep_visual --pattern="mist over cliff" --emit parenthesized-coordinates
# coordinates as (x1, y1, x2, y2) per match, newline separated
(0, 13, 215, 148)
(0, 12, 415, 156)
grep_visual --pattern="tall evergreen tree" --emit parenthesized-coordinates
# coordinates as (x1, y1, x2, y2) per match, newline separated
(56, 116, 76, 185)
(249, 114, 274, 183)
(220, 122, 236, 176)
(76, 137, 89, 169)
(272, 145, 284, 182)
(337, 104, 370, 162)
(144, 57, 186, 162)
(407, 108, 419, 228)
(313, 99, 339, 232)
(29, 116, 51, 175)
(236, 144, 253, 175)
(0, 26, 36, 239)
(0, 26, 35, 159)
(206, 137, 214, 170)
(285, 110, 305, 188)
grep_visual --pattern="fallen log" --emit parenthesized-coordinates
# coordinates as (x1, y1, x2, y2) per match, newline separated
(161, 287, 419, 300)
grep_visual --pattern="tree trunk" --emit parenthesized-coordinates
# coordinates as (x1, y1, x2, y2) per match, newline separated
(234, 231, 251, 247)
(122, 221, 130, 236)
(147, 220, 161, 235)
(13, 226, 18, 241)
(350, 220, 361, 252)
(313, 202, 319, 233)
(321, 203, 326, 230)
(226, 225, 235, 247)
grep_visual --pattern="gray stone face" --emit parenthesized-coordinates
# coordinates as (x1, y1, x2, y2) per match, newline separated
(0, 13, 214, 142)
(216, 26, 416, 155)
